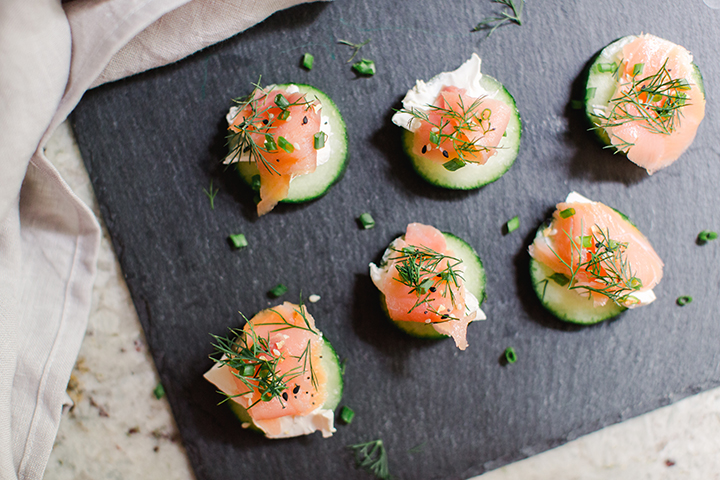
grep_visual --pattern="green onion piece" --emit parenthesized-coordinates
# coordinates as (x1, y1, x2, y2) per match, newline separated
(549, 272, 570, 287)
(278, 136, 295, 153)
(352, 58, 376, 76)
(698, 230, 718, 242)
(443, 158, 465, 172)
(358, 213, 375, 230)
(629, 277, 643, 290)
(228, 233, 248, 249)
(251, 174, 261, 191)
(676, 296, 692, 306)
(506, 215, 520, 233)
(264, 134, 277, 152)
(274, 93, 290, 109)
(153, 383, 165, 400)
(429, 131, 441, 146)
(504, 347, 517, 364)
(585, 87, 597, 101)
(302, 52, 314, 70)
(578, 235, 592, 248)
(559, 208, 576, 219)
(278, 109, 290, 121)
(340, 406, 355, 424)
(269, 284, 288, 298)
(417, 278, 434, 294)
(597, 62, 617, 73)
(241, 364, 255, 376)
(633, 63, 644, 76)
(314, 131, 327, 149)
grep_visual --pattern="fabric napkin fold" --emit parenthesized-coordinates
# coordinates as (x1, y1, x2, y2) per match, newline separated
(0, 0, 320, 478)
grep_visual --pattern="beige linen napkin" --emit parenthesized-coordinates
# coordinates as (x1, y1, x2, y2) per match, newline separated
(0, 0, 320, 478)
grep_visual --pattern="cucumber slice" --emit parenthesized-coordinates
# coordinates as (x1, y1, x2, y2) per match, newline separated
(584, 35, 705, 148)
(402, 75, 522, 190)
(381, 232, 486, 339)
(529, 226, 626, 325)
(235, 83, 348, 203)
(228, 337, 343, 433)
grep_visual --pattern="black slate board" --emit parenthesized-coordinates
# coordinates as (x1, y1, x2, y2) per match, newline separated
(71, 1, 720, 478)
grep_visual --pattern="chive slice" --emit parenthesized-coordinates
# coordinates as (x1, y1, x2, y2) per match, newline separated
(504, 347, 517, 364)
(153, 383, 165, 400)
(251, 174, 261, 191)
(241, 364, 255, 376)
(549, 272, 570, 287)
(597, 62, 617, 73)
(429, 131, 441, 146)
(269, 284, 288, 298)
(278, 136, 295, 153)
(358, 213, 375, 229)
(417, 278, 434, 294)
(274, 94, 290, 109)
(264, 134, 277, 152)
(352, 58, 376, 76)
(559, 208, 575, 219)
(314, 131, 327, 149)
(302, 52, 314, 70)
(443, 158, 465, 171)
(340, 406, 355, 424)
(676, 296, 692, 306)
(585, 87, 597, 101)
(577, 235, 592, 248)
(278, 109, 290, 121)
(228, 233, 248, 249)
(632, 63, 644, 76)
(506, 215, 520, 233)
(698, 230, 718, 242)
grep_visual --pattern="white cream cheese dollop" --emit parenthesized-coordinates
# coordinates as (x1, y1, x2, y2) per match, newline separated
(391, 53, 490, 133)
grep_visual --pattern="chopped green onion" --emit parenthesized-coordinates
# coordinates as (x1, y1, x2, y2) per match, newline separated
(274, 93, 290, 109)
(443, 158, 465, 171)
(506, 215, 520, 233)
(417, 278, 434, 294)
(585, 87, 597, 101)
(629, 277, 643, 290)
(676, 296, 692, 306)
(302, 53, 314, 70)
(241, 364, 255, 376)
(577, 235, 592, 248)
(632, 63, 644, 76)
(278, 136, 295, 153)
(278, 109, 290, 121)
(559, 208, 575, 219)
(429, 131, 441, 145)
(352, 58, 376, 76)
(549, 272, 570, 287)
(504, 347, 517, 364)
(153, 383, 165, 400)
(228, 233, 248, 249)
(251, 174, 261, 191)
(340, 406, 355, 424)
(269, 284, 288, 298)
(358, 213, 375, 230)
(597, 62, 617, 73)
(264, 134, 277, 152)
(314, 131, 326, 149)
(698, 230, 718, 242)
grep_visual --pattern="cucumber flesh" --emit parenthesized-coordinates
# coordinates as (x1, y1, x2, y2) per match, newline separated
(402, 74, 522, 190)
(235, 84, 348, 203)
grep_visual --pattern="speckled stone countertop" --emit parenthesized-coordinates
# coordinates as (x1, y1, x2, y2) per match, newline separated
(42, 120, 720, 480)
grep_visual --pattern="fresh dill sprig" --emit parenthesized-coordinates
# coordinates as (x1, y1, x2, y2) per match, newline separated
(349, 439, 391, 480)
(389, 244, 464, 320)
(337, 38, 371, 63)
(592, 58, 692, 140)
(203, 180, 218, 209)
(472, 0, 524, 37)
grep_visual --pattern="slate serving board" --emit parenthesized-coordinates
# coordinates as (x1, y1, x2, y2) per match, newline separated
(70, 1, 720, 478)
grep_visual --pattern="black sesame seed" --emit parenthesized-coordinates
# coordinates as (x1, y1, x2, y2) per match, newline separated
(421, 145, 427, 154)
(442, 150, 449, 158)
(302, 116, 308, 125)
(429, 287, 437, 292)
(263, 119, 269, 125)
(293, 385, 300, 394)
(282, 392, 288, 401)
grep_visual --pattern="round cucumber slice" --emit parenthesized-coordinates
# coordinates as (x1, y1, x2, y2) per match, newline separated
(235, 84, 348, 203)
(381, 232, 486, 339)
(402, 75, 521, 190)
(584, 35, 705, 149)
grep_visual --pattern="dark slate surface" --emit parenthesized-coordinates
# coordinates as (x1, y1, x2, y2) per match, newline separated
(70, 1, 720, 478)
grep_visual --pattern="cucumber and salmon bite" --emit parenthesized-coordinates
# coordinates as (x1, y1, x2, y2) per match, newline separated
(392, 53, 521, 190)
(370, 223, 487, 350)
(528, 192, 664, 325)
(584, 34, 706, 174)
(225, 83, 348, 216)
(204, 302, 343, 439)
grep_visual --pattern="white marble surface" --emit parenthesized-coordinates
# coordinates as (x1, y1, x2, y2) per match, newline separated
(43, 120, 720, 480)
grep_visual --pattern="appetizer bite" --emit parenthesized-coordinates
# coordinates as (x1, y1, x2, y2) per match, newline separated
(392, 53, 521, 189)
(224, 83, 348, 216)
(204, 302, 343, 438)
(529, 192, 664, 324)
(369, 223, 487, 350)
(585, 34, 705, 174)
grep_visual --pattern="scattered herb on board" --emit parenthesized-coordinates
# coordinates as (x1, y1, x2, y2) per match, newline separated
(676, 296, 692, 306)
(153, 383, 165, 399)
(504, 346, 518, 364)
(506, 215, 520, 233)
(228, 233, 248, 250)
(698, 230, 718, 243)
(203, 180, 219, 209)
(352, 59, 376, 76)
(472, 0, 524, 37)
(268, 284, 288, 298)
(349, 439, 391, 480)
(408, 441, 426, 454)
(338, 38, 371, 63)
(358, 213, 375, 229)
(340, 406, 355, 424)
(302, 53, 314, 70)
